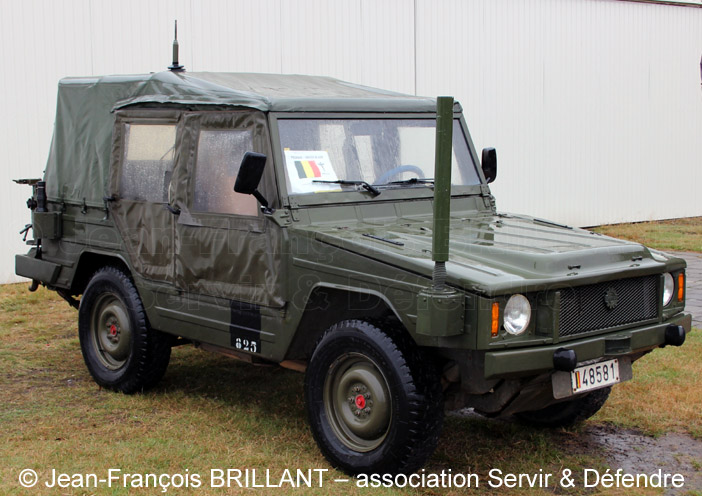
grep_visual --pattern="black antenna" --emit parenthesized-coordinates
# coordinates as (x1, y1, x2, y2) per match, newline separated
(168, 20, 185, 72)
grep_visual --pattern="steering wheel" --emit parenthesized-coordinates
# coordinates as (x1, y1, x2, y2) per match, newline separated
(374, 165, 426, 185)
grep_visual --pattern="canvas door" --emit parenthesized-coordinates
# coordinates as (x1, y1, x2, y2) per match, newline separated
(109, 113, 179, 283)
(172, 111, 284, 314)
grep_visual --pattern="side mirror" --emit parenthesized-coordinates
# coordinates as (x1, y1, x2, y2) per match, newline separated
(235, 152, 266, 194)
(234, 152, 273, 213)
(481, 147, 497, 184)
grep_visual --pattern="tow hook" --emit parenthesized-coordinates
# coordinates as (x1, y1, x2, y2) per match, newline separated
(553, 348, 577, 372)
(664, 325, 686, 347)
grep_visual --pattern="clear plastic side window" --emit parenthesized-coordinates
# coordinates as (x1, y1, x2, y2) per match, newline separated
(193, 129, 258, 216)
(120, 124, 176, 202)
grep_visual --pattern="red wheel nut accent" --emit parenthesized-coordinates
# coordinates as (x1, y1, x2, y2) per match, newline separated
(355, 394, 366, 409)
(110, 324, 117, 336)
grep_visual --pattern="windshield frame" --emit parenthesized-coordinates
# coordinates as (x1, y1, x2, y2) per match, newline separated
(269, 112, 487, 207)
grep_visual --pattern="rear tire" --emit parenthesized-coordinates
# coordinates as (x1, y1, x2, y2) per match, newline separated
(78, 267, 171, 393)
(305, 320, 443, 475)
(516, 386, 612, 427)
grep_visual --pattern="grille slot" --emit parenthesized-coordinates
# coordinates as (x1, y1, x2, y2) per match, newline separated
(559, 275, 659, 337)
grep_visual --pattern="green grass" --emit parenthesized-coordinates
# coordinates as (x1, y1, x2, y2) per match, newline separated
(596, 330, 702, 438)
(0, 284, 699, 495)
(589, 217, 702, 435)
(592, 217, 702, 253)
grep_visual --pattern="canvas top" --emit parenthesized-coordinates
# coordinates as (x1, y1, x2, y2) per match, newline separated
(61, 71, 441, 113)
(45, 71, 454, 206)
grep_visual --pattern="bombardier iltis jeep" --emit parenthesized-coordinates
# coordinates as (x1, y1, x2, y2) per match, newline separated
(16, 70, 690, 475)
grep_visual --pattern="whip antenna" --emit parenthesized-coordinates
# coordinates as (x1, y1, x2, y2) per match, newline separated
(168, 20, 185, 72)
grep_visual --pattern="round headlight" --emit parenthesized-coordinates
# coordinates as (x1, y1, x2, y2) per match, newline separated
(504, 294, 531, 335)
(663, 273, 674, 306)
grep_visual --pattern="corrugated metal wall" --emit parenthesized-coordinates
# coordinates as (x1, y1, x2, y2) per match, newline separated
(2, 0, 701, 283)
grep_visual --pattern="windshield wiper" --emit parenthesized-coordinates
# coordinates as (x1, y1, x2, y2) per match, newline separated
(313, 180, 381, 197)
(386, 178, 435, 186)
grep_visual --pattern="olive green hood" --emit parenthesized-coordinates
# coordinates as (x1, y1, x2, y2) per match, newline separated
(308, 212, 680, 296)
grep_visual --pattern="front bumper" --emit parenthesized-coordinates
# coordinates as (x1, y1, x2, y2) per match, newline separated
(484, 312, 692, 379)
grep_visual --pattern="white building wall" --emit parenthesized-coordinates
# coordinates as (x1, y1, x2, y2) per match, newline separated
(1, 0, 701, 283)
(416, 0, 702, 226)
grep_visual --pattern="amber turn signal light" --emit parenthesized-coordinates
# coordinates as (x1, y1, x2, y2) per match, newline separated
(678, 273, 684, 301)
(491, 302, 500, 337)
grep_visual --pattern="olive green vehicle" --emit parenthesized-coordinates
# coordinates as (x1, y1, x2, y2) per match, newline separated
(16, 70, 690, 475)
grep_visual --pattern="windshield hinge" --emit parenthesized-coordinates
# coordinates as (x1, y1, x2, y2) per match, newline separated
(479, 185, 496, 210)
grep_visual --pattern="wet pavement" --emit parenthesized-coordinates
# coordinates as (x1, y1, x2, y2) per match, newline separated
(578, 425, 702, 495)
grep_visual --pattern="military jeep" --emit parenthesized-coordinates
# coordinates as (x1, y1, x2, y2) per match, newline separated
(16, 70, 690, 475)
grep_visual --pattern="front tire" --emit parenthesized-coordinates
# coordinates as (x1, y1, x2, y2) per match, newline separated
(305, 320, 443, 475)
(78, 267, 171, 393)
(516, 386, 612, 427)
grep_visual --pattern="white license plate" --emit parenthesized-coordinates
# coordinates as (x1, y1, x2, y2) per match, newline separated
(571, 359, 620, 394)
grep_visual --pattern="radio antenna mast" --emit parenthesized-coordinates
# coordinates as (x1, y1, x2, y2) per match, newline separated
(168, 20, 185, 72)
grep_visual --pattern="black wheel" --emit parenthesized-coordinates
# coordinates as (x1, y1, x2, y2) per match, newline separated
(304, 320, 443, 475)
(78, 267, 171, 393)
(516, 386, 612, 428)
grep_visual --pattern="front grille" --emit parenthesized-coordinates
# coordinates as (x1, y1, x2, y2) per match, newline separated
(559, 275, 659, 337)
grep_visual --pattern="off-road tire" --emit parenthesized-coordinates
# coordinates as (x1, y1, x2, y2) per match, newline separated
(304, 320, 443, 475)
(78, 267, 171, 393)
(516, 386, 612, 428)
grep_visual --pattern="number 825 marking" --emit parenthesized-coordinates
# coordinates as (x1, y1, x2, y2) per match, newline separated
(234, 337, 258, 353)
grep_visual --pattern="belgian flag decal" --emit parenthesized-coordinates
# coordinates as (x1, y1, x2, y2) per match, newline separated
(295, 160, 322, 179)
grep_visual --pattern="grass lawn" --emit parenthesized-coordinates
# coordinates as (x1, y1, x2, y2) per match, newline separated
(0, 282, 700, 495)
(592, 216, 702, 253)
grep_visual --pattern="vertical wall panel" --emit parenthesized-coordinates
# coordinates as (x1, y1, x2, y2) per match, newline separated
(1, 0, 94, 286)
(188, 0, 283, 73)
(278, 0, 415, 92)
(416, 0, 702, 227)
(1, 0, 701, 283)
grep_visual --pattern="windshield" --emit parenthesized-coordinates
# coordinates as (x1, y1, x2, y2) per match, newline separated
(277, 118, 481, 195)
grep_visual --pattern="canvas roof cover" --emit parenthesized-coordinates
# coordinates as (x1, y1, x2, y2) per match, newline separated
(44, 71, 442, 205)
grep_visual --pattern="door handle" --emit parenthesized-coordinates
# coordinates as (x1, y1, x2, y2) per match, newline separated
(166, 204, 181, 216)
